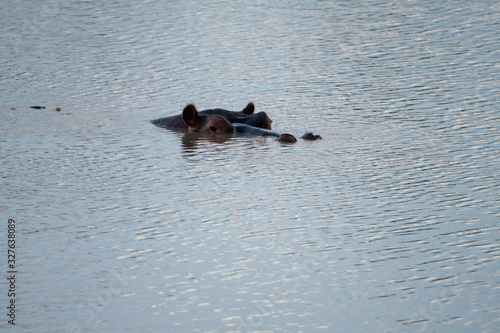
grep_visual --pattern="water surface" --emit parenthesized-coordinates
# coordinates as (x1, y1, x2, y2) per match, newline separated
(1, 0, 499, 332)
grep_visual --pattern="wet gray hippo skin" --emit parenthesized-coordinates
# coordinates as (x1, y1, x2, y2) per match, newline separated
(151, 103, 273, 130)
(152, 103, 320, 144)
(233, 123, 298, 143)
(179, 104, 297, 143)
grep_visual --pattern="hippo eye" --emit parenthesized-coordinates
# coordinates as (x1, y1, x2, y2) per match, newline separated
(209, 126, 217, 133)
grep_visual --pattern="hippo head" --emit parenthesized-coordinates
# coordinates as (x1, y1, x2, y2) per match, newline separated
(182, 104, 234, 134)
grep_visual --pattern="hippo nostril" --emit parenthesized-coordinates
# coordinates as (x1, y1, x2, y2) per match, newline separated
(209, 126, 217, 133)
(277, 133, 297, 143)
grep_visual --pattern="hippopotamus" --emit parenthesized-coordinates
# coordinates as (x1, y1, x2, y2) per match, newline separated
(151, 102, 272, 130)
(152, 103, 321, 143)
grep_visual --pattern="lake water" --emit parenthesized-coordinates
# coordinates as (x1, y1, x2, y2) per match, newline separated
(1, 0, 500, 332)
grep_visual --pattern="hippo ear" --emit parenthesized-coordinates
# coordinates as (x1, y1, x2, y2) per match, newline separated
(182, 104, 198, 127)
(241, 102, 255, 114)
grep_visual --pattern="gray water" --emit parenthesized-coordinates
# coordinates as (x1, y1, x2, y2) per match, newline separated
(1, 0, 500, 332)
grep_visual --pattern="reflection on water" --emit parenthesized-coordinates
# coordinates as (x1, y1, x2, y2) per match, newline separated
(1, 0, 500, 332)
(180, 132, 238, 151)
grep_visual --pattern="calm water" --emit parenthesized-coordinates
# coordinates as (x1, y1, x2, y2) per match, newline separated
(1, 0, 500, 332)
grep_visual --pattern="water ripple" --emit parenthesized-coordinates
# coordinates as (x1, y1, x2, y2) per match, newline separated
(1, 0, 500, 332)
